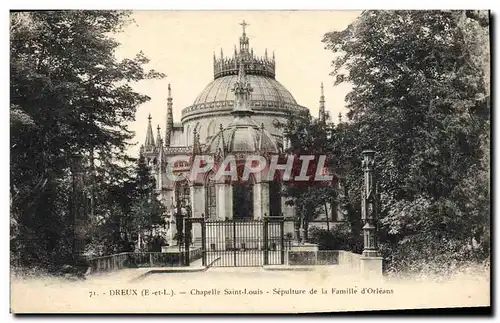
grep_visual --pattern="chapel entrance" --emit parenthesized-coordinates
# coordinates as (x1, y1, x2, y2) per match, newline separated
(183, 217, 285, 267)
(232, 183, 253, 220)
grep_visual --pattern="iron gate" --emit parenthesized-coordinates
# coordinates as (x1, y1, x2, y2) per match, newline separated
(184, 217, 285, 267)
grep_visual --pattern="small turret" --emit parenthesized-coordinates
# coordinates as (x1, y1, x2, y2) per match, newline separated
(319, 82, 326, 122)
(213, 21, 276, 79)
(144, 114, 155, 149)
(165, 84, 174, 147)
(231, 53, 254, 116)
(156, 124, 162, 145)
(192, 127, 201, 154)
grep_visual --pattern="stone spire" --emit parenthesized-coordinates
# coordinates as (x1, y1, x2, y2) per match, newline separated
(156, 124, 162, 145)
(258, 123, 266, 150)
(319, 82, 326, 122)
(156, 131, 164, 190)
(231, 54, 254, 116)
(144, 113, 155, 148)
(219, 124, 226, 152)
(192, 127, 201, 154)
(165, 84, 173, 147)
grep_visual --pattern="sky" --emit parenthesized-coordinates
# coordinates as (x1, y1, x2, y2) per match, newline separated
(113, 11, 361, 157)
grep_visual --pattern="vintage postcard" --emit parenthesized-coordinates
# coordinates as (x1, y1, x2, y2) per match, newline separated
(10, 10, 491, 314)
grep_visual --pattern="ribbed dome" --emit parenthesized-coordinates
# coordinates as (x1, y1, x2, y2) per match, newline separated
(193, 75, 297, 106)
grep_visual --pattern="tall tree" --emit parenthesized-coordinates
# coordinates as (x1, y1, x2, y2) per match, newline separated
(10, 11, 164, 270)
(282, 114, 341, 241)
(322, 10, 490, 272)
(123, 155, 165, 251)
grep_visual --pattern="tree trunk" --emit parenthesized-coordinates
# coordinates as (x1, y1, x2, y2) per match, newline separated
(324, 203, 330, 231)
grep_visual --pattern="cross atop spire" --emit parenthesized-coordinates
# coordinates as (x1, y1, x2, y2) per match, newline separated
(238, 20, 250, 55)
(240, 20, 249, 35)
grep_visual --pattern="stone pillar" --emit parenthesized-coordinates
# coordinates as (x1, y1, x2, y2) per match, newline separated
(216, 183, 224, 220)
(253, 182, 262, 219)
(226, 184, 233, 219)
(261, 182, 269, 218)
(253, 181, 269, 220)
(166, 206, 177, 247)
(214, 182, 230, 250)
(190, 184, 205, 218)
(216, 182, 232, 220)
(189, 184, 205, 246)
(360, 150, 382, 278)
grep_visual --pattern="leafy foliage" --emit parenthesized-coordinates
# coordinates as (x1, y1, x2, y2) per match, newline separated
(282, 114, 342, 240)
(10, 11, 165, 270)
(85, 155, 166, 255)
(320, 10, 490, 273)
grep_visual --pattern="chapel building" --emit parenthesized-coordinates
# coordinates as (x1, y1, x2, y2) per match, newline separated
(139, 21, 340, 242)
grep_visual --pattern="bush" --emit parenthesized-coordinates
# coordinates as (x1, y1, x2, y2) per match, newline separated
(308, 224, 362, 252)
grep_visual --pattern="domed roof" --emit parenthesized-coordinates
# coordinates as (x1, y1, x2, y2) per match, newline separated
(193, 75, 297, 106)
(206, 116, 279, 154)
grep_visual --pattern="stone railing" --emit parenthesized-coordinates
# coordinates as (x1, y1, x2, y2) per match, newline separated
(86, 249, 203, 274)
(286, 250, 340, 266)
(164, 146, 192, 155)
(181, 100, 309, 120)
(284, 249, 364, 267)
(86, 252, 129, 273)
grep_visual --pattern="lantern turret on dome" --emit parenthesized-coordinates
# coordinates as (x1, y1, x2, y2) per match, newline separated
(183, 20, 308, 127)
(207, 49, 279, 155)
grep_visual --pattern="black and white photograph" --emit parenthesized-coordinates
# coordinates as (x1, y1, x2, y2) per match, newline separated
(9, 9, 491, 313)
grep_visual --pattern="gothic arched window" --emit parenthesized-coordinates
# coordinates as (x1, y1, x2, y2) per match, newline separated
(205, 173, 216, 219)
